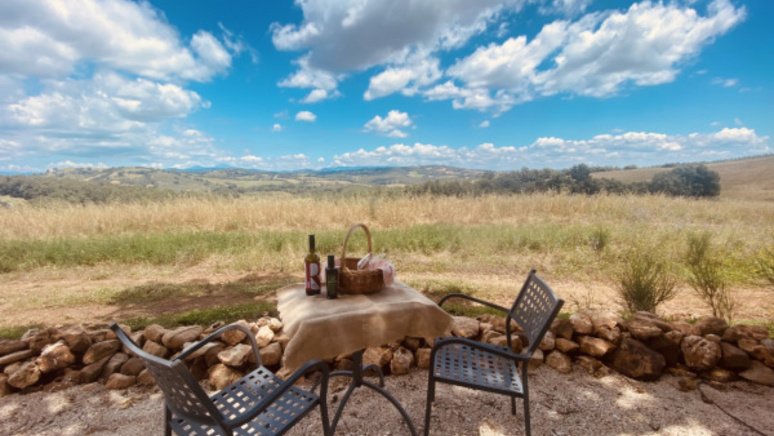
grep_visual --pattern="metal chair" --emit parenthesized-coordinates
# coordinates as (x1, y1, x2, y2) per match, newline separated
(110, 322, 331, 436)
(423, 269, 564, 436)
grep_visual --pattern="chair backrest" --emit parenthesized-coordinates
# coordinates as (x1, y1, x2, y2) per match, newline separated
(110, 324, 226, 429)
(506, 270, 564, 355)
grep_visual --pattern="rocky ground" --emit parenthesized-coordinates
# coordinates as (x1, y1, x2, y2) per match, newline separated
(1, 366, 772, 436)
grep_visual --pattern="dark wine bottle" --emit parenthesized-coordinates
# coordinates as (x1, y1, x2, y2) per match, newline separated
(305, 235, 321, 295)
(325, 254, 338, 299)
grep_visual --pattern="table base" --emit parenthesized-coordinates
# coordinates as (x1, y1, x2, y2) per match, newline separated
(328, 350, 418, 436)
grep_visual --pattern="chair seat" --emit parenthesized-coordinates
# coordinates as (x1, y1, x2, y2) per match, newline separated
(170, 366, 319, 436)
(433, 342, 523, 396)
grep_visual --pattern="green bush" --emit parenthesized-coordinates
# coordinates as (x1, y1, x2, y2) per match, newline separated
(617, 244, 677, 313)
(589, 227, 611, 253)
(685, 232, 735, 322)
(757, 246, 774, 286)
(650, 165, 721, 197)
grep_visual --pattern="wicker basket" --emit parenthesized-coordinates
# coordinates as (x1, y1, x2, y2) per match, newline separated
(338, 223, 385, 295)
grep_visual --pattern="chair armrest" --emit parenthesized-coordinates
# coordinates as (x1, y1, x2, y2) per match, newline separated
(224, 359, 330, 428)
(175, 323, 262, 366)
(432, 336, 532, 363)
(437, 293, 509, 313)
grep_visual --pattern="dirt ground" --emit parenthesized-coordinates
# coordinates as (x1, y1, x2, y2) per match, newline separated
(1, 366, 772, 436)
(0, 266, 772, 330)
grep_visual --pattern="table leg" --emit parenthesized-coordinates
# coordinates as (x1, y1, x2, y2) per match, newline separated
(328, 350, 417, 436)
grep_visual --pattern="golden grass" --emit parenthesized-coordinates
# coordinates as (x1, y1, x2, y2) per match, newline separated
(2, 193, 772, 239)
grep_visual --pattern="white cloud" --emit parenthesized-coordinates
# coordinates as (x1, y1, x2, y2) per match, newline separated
(712, 77, 739, 88)
(363, 110, 414, 138)
(432, 0, 745, 112)
(0, 0, 237, 82)
(479, 120, 491, 128)
(272, 0, 526, 99)
(295, 111, 317, 122)
(301, 88, 336, 103)
(272, 123, 283, 132)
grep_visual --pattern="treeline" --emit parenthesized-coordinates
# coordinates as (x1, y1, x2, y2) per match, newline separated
(0, 176, 177, 204)
(407, 164, 721, 198)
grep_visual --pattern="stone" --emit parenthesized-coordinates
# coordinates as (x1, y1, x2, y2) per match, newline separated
(748, 345, 774, 368)
(693, 317, 729, 337)
(221, 321, 249, 346)
(335, 359, 355, 371)
(105, 373, 136, 389)
(83, 340, 120, 365)
(3, 361, 22, 376)
(137, 369, 155, 386)
(678, 376, 700, 391)
(403, 337, 421, 351)
(255, 326, 275, 348)
(626, 319, 663, 340)
(162, 326, 203, 350)
(102, 353, 129, 378)
(7, 361, 41, 389)
(705, 334, 722, 344)
(551, 319, 574, 341)
(416, 348, 431, 369)
(80, 355, 111, 384)
(631, 312, 672, 332)
(719, 342, 751, 370)
(738, 361, 774, 386)
(579, 336, 614, 357)
(611, 338, 665, 381)
(268, 318, 283, 333)
(594, 324, 621, 344)
(555, 338, 579, 354)
(528, 349, 544, 371)
(569, 312, 593, 335)
(208, 364, 243, 390)
(664, 330, 684, 346)
(260, 343, 283, 367)
(0, 349, 34, 366)
(122, 332, 144, 356)
(218, 344, 253, 367)
(0, 340, 27, 356)
(22, 328, 56, 353)
(181, 342, 220, 361)
(539, 331, 556, 352)
(490, 335, 509, 348)
(545, 351, 572, 374)
(0, 374, 11, 397)
(681, 335, 721, 371)
(364, 347, 393, 369)
(451, 316, 480, 339)
(90, 329, 111, 342)
(36, 341, 75, 373)
(477, 314, 519, 335)
(55, 325, 92, 355)
(142, 341, 168, 358)
(591, 311, 621, 332)
(510, 335, 524, 353)
(204, 343, 226, 367)
(143, 324, 167, 342)
(481, 330, 504, 345)
(646, 334, 681, 367)
(390, 347, 414, 375)
(575, 355, 604, 375)
(669, 321, 697, 337)
(62, 368, 81, 384)
(722, 325, 768, 342)
(120, 357, 145, 376)
(706, 368, 735, 383)
(666, 364, 697, 379)
(274, 334, 291, 351)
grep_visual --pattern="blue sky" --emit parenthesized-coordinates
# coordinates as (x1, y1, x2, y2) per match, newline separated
(0, 0, 771, 172)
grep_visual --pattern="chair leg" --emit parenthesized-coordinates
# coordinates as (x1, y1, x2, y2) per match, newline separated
(164, 405, 172, 436)
(511, 396, 516, 415)
(423, 377, 435, 436)
(523, 393, 531, 436)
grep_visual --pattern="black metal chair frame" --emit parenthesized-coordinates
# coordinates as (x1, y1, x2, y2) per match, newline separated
(110, 322, 331, 436)
(424, 269, 564, 436)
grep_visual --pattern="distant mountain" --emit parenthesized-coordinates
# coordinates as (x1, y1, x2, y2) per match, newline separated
(41, 165, 488, 194)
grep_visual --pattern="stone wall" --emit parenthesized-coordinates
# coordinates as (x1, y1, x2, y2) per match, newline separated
(0, 311, 772, 397)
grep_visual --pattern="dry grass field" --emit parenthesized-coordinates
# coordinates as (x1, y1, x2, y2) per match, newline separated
(0, 192, 772, 337)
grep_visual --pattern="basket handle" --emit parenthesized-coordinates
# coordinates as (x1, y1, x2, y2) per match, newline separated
(341, 223, 373, 270)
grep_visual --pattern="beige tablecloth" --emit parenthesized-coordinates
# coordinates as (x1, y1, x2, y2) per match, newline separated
(277, 282, 453, 370)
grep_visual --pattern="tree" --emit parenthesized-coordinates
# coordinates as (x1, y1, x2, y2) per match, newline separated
(650, 164, 720, 197)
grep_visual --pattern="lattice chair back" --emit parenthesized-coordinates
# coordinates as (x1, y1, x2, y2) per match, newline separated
(507, 269, 564, 355)
(111, 325, 227, 430)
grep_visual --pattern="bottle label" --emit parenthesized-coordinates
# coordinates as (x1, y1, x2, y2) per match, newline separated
(305, 261, 321, 291)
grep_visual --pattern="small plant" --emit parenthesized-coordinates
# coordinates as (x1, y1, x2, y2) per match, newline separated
(617, 244, 677, 313)
(684, 232, 735, 322)
(589, 227, 610, 254)
(756, 246, 774, 286)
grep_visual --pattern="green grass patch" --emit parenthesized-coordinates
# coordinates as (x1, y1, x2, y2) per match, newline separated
(0, 324, 42, 340)
(123, 301, 277, 331)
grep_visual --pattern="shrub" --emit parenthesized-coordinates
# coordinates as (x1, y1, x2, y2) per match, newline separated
(650, 164, 721, 197)
(756, 246, 774, 286)
(684, 232, 735, 322)
(617, 244, 677, 313)
(589, 227, 610, 253)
